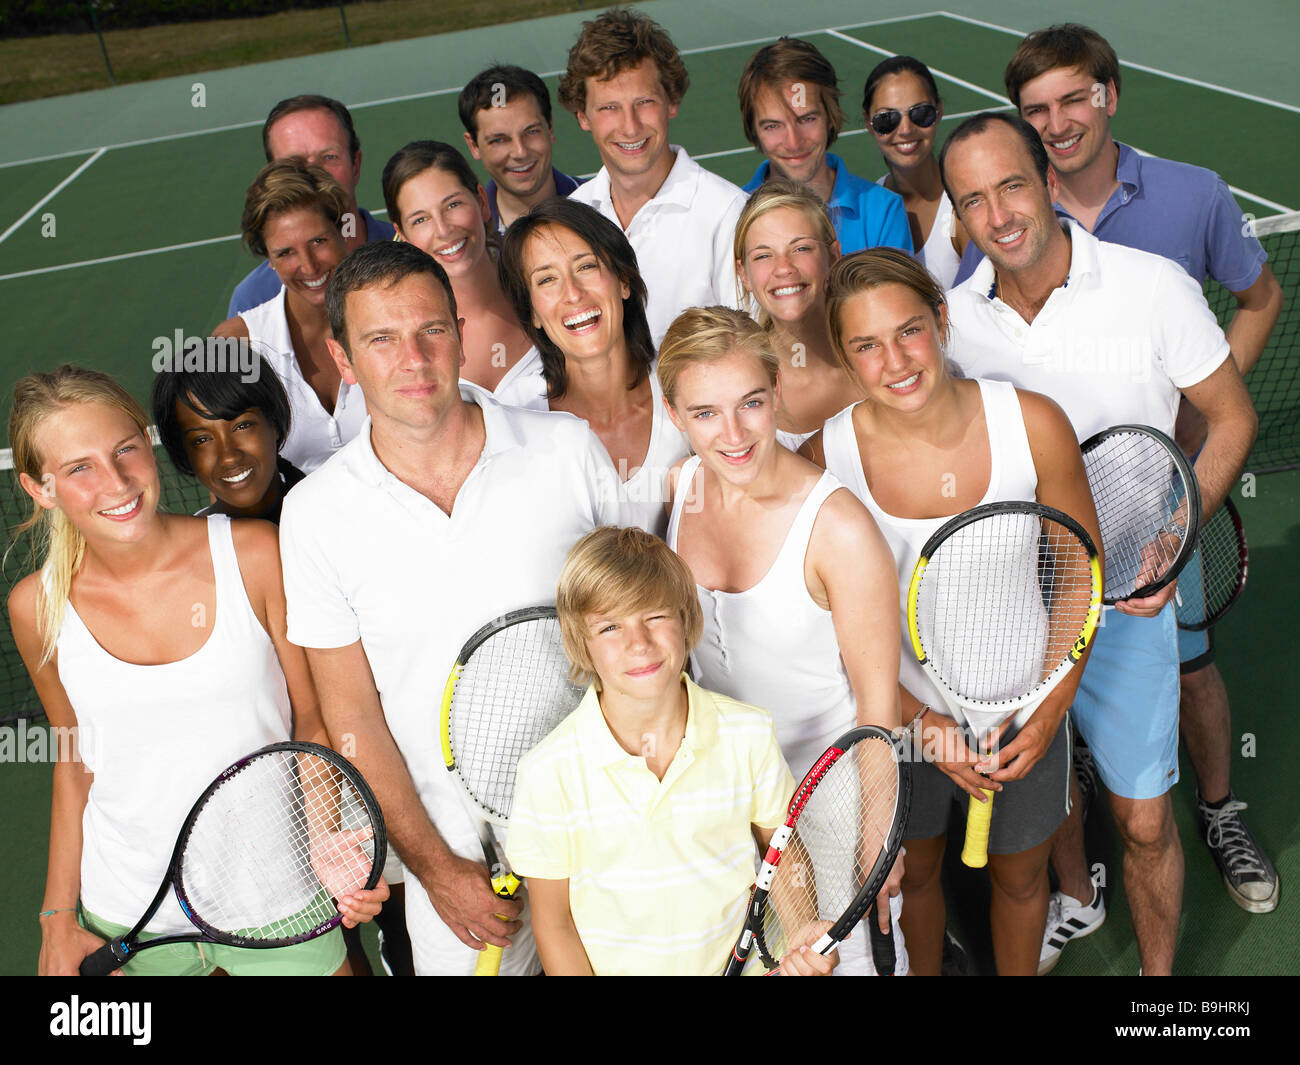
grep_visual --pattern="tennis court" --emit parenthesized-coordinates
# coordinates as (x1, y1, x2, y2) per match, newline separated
(0, 0, 1297, 976)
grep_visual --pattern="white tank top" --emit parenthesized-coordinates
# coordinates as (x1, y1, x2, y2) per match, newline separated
(240, 289, 368, 473)
(874, 176, 961, 290)
(59, 516, 293, 933)
(668, 460, 855, 778)
(611, 375, 690, 538)
(821, 378, 1038, 731)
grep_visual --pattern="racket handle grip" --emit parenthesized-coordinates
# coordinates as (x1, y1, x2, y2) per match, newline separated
(867, 899, 896, 976)
(961, 788, 996, 868)
(79, 941, 129, 976)
(474, 944, 504, 976)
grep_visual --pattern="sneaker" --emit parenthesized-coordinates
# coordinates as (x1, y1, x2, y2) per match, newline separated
(1073, 732, 1099, 821)
(1038, 870, 1106, 975)
(1197, 791, 1280, 914)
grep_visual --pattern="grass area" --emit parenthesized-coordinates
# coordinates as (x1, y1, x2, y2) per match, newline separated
(0, 0, 590, 105)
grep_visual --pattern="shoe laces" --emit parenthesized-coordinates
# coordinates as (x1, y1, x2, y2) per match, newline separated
(1202, 799, 1268, 877)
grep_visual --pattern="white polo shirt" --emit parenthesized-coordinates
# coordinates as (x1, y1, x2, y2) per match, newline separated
(570, 146, 747, 345)
(946, 220, 1230, 442)
(278, 382, 619, 971)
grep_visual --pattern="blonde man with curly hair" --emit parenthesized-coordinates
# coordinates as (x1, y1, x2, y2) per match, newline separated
(560, 8, 746, 343)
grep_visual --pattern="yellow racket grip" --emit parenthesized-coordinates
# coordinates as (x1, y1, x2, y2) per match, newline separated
(961, 788, 996, 868)
(473, 872, 522, 976)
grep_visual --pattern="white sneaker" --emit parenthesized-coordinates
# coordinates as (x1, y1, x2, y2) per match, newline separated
(1038, 871, 1106, 975)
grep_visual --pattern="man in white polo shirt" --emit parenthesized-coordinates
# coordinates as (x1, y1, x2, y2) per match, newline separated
(278, 240, 618, 975)
(939, 113, 1257, 976)
(559, 8, 746, 343)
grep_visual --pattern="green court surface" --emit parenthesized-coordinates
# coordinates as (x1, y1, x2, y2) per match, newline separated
(0, 0, 1296, 976)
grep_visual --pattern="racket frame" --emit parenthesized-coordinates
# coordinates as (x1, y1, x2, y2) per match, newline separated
(439, 605, 578, 976)
(904, 501, 1102, 870)
(80, 741, 386, 974)
(1081, 423, 1202, 604)
(723, 725, 911, 976)
(1176, 497, 1248, 631)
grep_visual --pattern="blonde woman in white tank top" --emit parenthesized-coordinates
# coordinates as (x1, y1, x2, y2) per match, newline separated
(801, 249, 1100, 975)
(7, 368, 386, 976)
(658, 307, 907, 974)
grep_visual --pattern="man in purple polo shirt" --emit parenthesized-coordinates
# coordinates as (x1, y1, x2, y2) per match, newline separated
(228, 95, 395, 317)
(458, 64, 582, 237)
(990, 24, 1283, 970)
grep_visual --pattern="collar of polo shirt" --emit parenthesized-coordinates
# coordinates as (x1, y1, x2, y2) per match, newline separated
(576, 673, 717, 769)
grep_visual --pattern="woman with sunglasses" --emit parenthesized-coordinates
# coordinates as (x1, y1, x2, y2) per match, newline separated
(737, 37, 912, 255)
(864, 56, 968, 289)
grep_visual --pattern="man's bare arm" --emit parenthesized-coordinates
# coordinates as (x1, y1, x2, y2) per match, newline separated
(1180, 356, 1258, 519)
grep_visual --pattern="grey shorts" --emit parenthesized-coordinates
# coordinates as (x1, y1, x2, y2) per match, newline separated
(903, 713, 1072, 855)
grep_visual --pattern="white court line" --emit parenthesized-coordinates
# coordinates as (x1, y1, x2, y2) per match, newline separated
(0, 233, 240, 283)
(0, 148, 106, 245)
(825, 28, 1010, 104)
(937, 9, 1300, 116)
(0, 13, 947, 171)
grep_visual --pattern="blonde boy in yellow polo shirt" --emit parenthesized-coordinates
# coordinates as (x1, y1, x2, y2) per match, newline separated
(505, 526, 838, 976)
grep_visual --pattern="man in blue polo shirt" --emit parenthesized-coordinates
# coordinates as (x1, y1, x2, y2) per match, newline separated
(737, 37, 911, 255)
(228, 95, 395, 317)
(458, 64, 582, 237)
(996, 23, 1284, 968)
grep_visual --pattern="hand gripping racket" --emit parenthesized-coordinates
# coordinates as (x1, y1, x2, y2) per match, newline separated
(723, 726, 910, 976)
(905, 502, 1102, 869)
(1081, 424, 1201, 603)
(440, 606, 587, 976)
(1176, 497, 1248, 631)
(80, 742, 385, 975)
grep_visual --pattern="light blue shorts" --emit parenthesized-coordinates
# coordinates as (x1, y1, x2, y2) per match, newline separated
(1070, 604, 1181, 800)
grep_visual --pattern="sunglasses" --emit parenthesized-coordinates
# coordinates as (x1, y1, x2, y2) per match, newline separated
(869, 103, 939, 135)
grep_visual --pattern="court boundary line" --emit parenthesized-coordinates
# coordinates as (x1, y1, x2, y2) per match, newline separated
(0, 148, 106, 245)
(824, 27, 1009, 105)
(0, 12, 945, 172)
(937, 9, 1300, 116)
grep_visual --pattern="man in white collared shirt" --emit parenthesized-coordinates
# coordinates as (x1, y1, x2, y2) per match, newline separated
(559, 8, 746, 343)
(939, 113, 1257, 976)
(278, 240, 618, 975)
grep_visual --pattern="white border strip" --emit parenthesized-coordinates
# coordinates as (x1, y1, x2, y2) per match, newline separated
(0, 148, 106, 245)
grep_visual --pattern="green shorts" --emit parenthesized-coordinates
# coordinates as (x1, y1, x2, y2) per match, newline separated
(81, 907, 346, 976)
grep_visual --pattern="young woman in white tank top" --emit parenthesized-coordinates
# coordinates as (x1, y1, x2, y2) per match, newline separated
(7, 367, 385, 976)
(734, 182, 860, 453)
(498, 198, 690, 537)
(863, 57, 967, 290)
(801, 249, 1100, 976)
(658, 306, 907, 975)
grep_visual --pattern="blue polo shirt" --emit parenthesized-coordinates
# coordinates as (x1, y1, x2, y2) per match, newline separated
(743, 152, 912, 255)
(952, 142, 1267, 289)
(226, 206, 395, 317)
(488, 168, 581, 236)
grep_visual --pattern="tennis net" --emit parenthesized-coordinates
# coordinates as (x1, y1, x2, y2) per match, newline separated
(1205, 209, 1300, 473)
(0, 432, 208, 724)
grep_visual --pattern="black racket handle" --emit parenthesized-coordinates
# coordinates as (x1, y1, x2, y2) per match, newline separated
(79, 940, 130, 976)
(868, 899, 896, 976)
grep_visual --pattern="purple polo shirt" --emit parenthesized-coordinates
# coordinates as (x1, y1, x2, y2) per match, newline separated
(952, 142, 1267, 289)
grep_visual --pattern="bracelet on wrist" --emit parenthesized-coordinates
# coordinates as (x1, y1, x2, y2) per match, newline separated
(38, 907, 77, 919)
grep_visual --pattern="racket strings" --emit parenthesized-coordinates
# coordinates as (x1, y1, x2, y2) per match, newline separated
(179, 751, 376, 943)
(1083, 431, 1191, 599)
(1178, 504, 1247, 626)
(449, 616, 586, 822)
(916, 512, 1096, 706)
(757, 739, 900, 968)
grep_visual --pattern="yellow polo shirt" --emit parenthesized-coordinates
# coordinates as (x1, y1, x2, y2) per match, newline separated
(505, 675, 795, 975)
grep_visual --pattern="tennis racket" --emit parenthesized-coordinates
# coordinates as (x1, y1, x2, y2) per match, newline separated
(79, 741, 385, 975)
(1081, 424, 1201, 604)
(905, 502, 1102, 869)
(1176, 497, 1248, 631)
(723, 726, 910, 976)
(440, 606, 587, 976)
